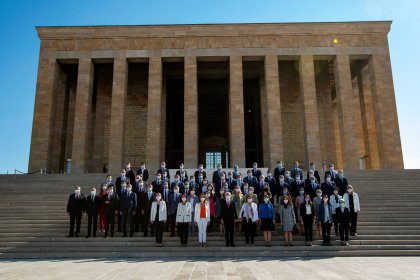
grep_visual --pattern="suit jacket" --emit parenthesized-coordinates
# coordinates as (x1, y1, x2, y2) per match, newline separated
(103, 193, 119, 215)
(115, 176, 127, 193)
(152, 180, 163, 194)
(334, 177, 349, 195)
(67, 193, 86, 214)
(273, 166, 286, 182)
(170, 181, 184, 191)
(136, 168, 149, 182)
(318, 203, 333, 223)
(194, 170, 207, 180)
(86, 194, 101, 216)
(168, 192, 181, 214)
(175, 169, 188, 177)
(120, 191, 137, 213)
(126, 169, 136, 185)
(251, 168, 262, 179)
(243, 176, 258, 189)
(290, 168, 303, 180)
(300, 203, 315, 220)
(212, 170, 226, 185)
(141, 192, 155, 214)
(321, 181, 336, 197)
(157, 168, 171, 179)
(304, 179, 320, 198)
(307, 170, 321, 184)
(161, 188, 171, 203)
(335, 206, 351, 225)
(226, 177, 236, 190)
(290, 181, 305, 198)
(220, 199, 238, 223)
(324, 170, 337, 182)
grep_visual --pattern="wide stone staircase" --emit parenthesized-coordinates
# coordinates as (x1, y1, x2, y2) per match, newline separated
(0, 170, 419, 259)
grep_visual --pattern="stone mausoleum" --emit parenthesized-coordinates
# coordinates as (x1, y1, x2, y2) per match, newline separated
(28, 21, 404, 173)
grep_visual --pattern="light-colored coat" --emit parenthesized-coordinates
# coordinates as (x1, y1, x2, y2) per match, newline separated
(329, 194, 343, 214)
(239, 202, 259, 222)
(176, 202, 192, 223)
(150, 201, 167, 222)
(343, 192, 361, 212)
(194, 202, 211, 222)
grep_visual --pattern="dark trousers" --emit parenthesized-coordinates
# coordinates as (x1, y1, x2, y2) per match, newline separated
(178, 222, 189, 244)
(332, 214, 339, 234)
(69, 212, 82, 236)
(350, 210, 358, 234)
(321, 221, 332, 244)
(303, 216, 313, 242)
(243, 219, 256, 244)
(87, 213, 98, 237)
(224, 222, 235, 245)
(154, 221, 164, 244)
(105, 212, 115, 237)
(117, 212, 122, 232)
(134, 211, 142, 232)
(168, 213, 177, 236)
(122, 212, 134, 237)
(143, 211, 154, 236)
(339, 223, 349, 241)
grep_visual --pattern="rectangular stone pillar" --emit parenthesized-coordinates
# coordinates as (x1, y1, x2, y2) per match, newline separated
(357, 66, 380, 169)
(28, 57, 59, 173)
(299, 55, 322, 168)
(229, 56, 246, 167)
(146, 57, 163, 170)
(263, 55, 283, 169)
(184, 56, 198, 168)
(333, 55, 359, 170)
(71, 58, 94, 173)
(108, 58, 128, 174)
(368, 53, 404, 169)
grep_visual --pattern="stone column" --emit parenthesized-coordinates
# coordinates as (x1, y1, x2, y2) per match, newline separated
(299, 55, 322, 167)
(333, 55, 359, 170)
(184, 56, 198, 168)
(71, 58, 94, 173)
(229, 56, 246, 167)
(263, 55, 283, 168)
(146, 57, 163, 170)
(108, 58, 128, 174)
(28, 57, 59, 173)
(357, 66, 380, 169)
(368, 53, 404, 169)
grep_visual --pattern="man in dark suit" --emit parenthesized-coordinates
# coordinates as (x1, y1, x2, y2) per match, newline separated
(168, 185, 181, 237)
(194, 164, 207, 181)
(67, 186, 86, 238)
(290, 175, 305, 199)
(334, 170, 349, 196)
(255, 175, 267, 195)
(251, 162, 262, 179)
(136, 162, 149, 183)
(305, 175, 320, 198)
(290, 161, 304, 180)
(307, 163, 321, 184)
(324, 164, 337, 182)
(120, 184, 137, 237)
(335, 198, 351, 246)
(273, 161, 286, 183)
(86, 187, 101, 238)
(152, 172, 163, 194)
(104, 185, 119, 238)
(226, 172, 235, 190)
(232, 174, 244, 191)
(133, 178, 144, 232)
(321, 174, 336, 197)
(171, 175, 184, 191)
(141, 184, 155, 237)
(195, 173, 205, 194)
(212, 163, 225, 185)
(157, 161, 170, 180)
(220, 191, 238, 247)
(115, 169, 127, 193)
(243, 170, 257, 190)
(232, 165, 240, 179)
(175, 163, 188, 178)
(265, 171, 277, 197)
(125, 163, 136, 186)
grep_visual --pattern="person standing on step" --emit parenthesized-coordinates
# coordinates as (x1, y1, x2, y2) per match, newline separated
(195, 193, 210, 247)
(150, 192, 167, 247)
(86, 187, 101, 238)
(319, 194, 333, 246)
(259, 194, 275, 247)
(120, 183, 137, 237)
(98, 184, 108, 233)
(313, 189, 323, 237)
(188, 187, 199, 236)
(334, 170, 349, 196)
(330, 187, 342, 236)
(176, 193, 192, 247)
(336, 198, 351, 246)
(343, 185, 360, 236)
(220, 191, 238, 247)
(240, 195, 258, 246)
(279, 195, 296, 246)
(136, 162, 150, 184)
(141, 184, 155, 237)
(300, 194, 315, 246)
(168, 185, 181, 237)
(103, 185, 119, 238)
(67, 186, 86, 238)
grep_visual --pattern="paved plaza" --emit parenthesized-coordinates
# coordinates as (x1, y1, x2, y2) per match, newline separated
(1, 257, 419, 279)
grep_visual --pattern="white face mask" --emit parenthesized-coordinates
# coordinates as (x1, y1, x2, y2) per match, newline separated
(326, 178, 331, 182)
(334, 191, 338, 195)
(225, 196, 231, 201)
(156, 196, 161, 201)
(247, 199, 252, 203)
(317, 193, 322, 197)
(280, 179, 284, 183)
(323, 198, 329, 203)
(264, 198, 269, 203)
(283, 200, 288, 204)
(200, 197, 205, 202)
(75, 190, 80, 194)
(299, 191, 304, 195)
(127, 188, 132, 193)
(181, 197, 186, 202)
(148, 188, 153, 193)
(305, 198, 310, 203)
(91, 191, 95, 196)
(174, 190, 179, 194)
(190, 191, 195, 195)
(220, 191, 224, 195)
(347, 189, 353, 193)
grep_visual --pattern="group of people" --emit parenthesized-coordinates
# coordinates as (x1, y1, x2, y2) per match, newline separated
(66, 161, 361, 247)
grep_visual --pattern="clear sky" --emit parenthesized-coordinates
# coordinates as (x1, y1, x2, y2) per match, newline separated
(0, 0, 418, 173)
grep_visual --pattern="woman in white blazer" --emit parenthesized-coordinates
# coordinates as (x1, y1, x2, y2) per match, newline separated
(176, 194, 192, 246)
(150, 193, 167, 247)
(194, 193, 210, 247)
(239, 195, 259, 246)
(343, 185, 360, 236)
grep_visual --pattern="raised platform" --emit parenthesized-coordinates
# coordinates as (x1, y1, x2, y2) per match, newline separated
(0, 170, 419, 259)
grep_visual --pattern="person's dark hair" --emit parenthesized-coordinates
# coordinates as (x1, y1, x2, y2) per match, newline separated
(282, 195, 291, 208)
(304, 194, 312, 205)
(246, 195, 253, 200)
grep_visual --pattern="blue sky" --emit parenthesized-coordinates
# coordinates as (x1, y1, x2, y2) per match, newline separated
(0, 0, 418, 173)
